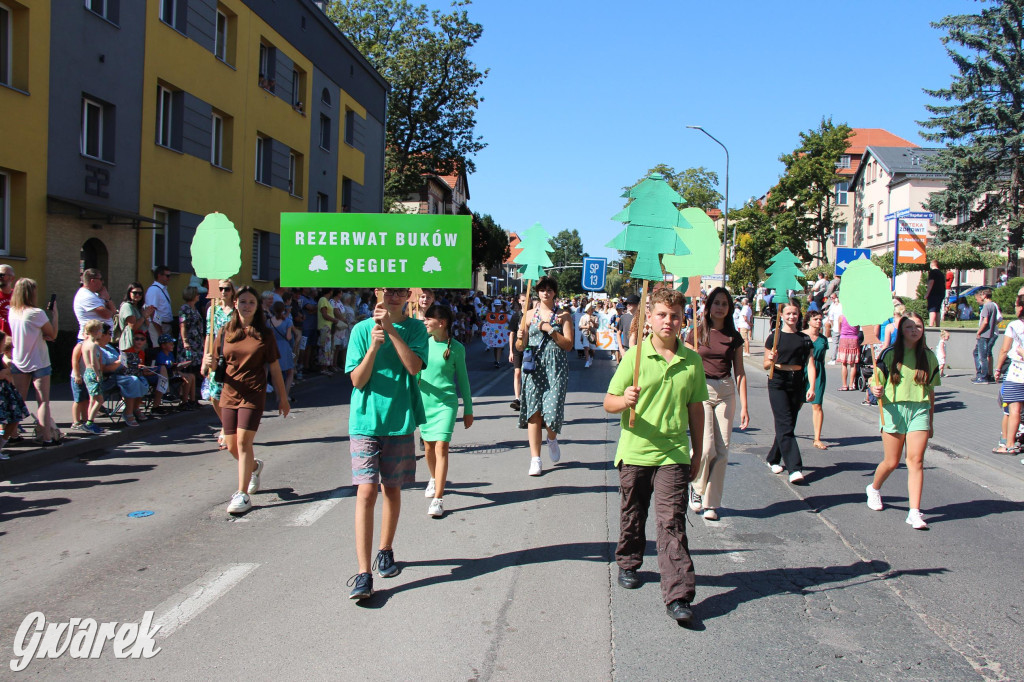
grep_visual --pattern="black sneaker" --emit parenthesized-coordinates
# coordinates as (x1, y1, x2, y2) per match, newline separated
(347, 572, 373, 600)
(372, 548, 399, 578)
(510, 399, 520, 411)
(666, 599, 693, 624)
(617, 568, 641, 589)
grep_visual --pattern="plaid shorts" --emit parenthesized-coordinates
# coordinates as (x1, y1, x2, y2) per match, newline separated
(350, 434, 416, 488)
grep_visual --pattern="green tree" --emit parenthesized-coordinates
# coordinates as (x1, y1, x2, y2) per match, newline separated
(327, 0, 488, 207)
(729, 199, 779, 281)
(728, 233, 758, 290)
(549, 228, 587, 295)
(766, 118, 852, 263)
(919, 0, 1024, 275)
(468, 210, 510, 273)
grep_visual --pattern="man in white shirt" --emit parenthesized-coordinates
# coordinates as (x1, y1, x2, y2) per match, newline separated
(145, 265, 174, 345)
(73, 268, 115, 339)
(737, 297, 753, 355)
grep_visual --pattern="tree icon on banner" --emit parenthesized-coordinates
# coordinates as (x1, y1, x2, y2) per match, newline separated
(763, 247, 805, 293)
(662, 207, 723, 284)
(513, 223, 555, 282)
(606, 173, 691, 282)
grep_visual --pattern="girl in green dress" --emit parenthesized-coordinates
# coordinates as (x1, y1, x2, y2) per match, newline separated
(419, 303, 473, 518)
(805, 309, 829, 450)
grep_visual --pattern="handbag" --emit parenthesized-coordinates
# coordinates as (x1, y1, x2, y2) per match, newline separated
(523, 311, 556, 374)
(213, 333, 227, 383)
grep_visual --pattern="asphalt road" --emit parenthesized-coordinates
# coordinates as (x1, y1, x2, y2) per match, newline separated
(1, 345, 1022, 681)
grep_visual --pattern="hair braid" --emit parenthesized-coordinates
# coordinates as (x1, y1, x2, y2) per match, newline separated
(444, 335, 452, 361)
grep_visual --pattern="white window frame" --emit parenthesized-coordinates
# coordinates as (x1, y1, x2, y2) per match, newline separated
(160, 0, 177, 26)
(81, 97, 104, 159)
(0, 171, 9, 255)
(157, 85, 174, 148)
(153, 208, 169, 270)
(214, 10, 228, 62)
(316, 192, 328, 212)
(0, 3, 11, 88)
(834, 181, 848, 206)
(834, 222, 847, 248)
(255, 136, 267, 184)
(835, 155, 851, 169)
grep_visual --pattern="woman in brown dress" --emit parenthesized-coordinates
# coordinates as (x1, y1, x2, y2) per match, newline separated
(204, 286, 290, 515)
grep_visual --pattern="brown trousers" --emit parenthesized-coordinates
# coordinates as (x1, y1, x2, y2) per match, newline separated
(616, 462, 695, 605)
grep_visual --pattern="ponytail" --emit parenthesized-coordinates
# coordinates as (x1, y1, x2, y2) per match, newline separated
(444, 335, 452, 361)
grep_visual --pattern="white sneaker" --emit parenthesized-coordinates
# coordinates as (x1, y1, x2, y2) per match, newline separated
(584, 359, 592, 368)
(827, 360, 837, 366)
(424, 478, 436, 498)
(547, 439, 561, 463)
(906, 509, 929, 530)
(528, 457, 542, 476)
(227, 491, 251, 514)
(247, 459, 263, 495)
(865, 484, 883, 511)
(788, 471, 806, 484)
(428, 498, 443, 517)
(770, 464, 784, 474)
(702, 508, 719, 521)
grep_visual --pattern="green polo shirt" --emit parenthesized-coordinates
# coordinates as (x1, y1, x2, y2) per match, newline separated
(607, 337, 709, 467)
(345, 316, 429, 436)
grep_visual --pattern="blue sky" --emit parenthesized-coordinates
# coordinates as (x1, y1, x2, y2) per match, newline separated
(421, 0, 976, 261)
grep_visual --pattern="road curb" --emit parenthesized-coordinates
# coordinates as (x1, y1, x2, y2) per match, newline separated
(0, 372, 337, 482)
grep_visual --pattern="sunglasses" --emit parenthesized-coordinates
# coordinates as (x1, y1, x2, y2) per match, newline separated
(219, 286, 233, 292)
(381, 289, 409, 297)
(131, 290, 143, 295)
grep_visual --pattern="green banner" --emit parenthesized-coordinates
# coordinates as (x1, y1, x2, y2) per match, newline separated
(280, 213, 472, 288)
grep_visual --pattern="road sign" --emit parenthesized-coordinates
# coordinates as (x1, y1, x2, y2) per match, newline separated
(581, 256, 607, 291)
(897, 233, 927, 264)
(835, 247, 871, 276)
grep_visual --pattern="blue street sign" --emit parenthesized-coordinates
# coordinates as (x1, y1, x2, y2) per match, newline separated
(835, 247, 871, 276)
(581, 257, 607, 291)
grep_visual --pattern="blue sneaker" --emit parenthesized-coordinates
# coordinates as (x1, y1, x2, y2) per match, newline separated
(372, 548, 399, 578)
(83, 422, 104, 435)
(347, 572, 373, 600)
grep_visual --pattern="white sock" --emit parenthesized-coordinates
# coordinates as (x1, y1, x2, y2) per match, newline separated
(532, 456, 541, 461)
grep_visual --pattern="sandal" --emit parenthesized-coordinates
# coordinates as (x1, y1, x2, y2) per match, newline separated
(217, 432, 227, 451)
(993, 442, 1009, 453)
(813, 441, 829, 450)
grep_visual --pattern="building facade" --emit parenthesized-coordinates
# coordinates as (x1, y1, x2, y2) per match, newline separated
(1, 0, 387, 331)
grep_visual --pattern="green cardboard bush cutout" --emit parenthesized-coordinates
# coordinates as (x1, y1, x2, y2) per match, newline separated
(763, 247, 805, 293)
(663, 207, 722, 283)
(514, 223, 555, 282)
(607, 173, 690, 282)
(839, 259, 894, 326)
(190, 212, 242, 279)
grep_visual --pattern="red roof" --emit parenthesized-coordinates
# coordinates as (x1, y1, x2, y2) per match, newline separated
(840, 129, 914, 178)
(505, 233, 522, 264)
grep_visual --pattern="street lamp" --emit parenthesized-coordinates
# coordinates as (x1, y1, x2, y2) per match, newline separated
(686, 125, 730, 288)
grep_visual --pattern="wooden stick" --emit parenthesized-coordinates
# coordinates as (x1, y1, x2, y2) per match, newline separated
(871, 344, 885, 422)
(205, 297, 218, 356)
(629, 279, 650, 428)
(768, 303, 783, 379)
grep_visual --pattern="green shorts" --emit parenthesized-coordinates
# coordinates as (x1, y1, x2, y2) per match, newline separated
(880, 400, 931, 434)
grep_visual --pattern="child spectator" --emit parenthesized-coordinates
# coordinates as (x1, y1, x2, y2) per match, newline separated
(80, 320, 107, 434)
(603, 288, 707, 625)
(936, 329, 949, 378)
(0, 332, 30, 459)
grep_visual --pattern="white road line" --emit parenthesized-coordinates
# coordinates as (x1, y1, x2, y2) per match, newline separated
(152, 563, 259, 639)
(288, 489, 346, 527)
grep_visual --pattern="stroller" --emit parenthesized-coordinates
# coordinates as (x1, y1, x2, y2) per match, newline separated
(855, 343, 876, 391)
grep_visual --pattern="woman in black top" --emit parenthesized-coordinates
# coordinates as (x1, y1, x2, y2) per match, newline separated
(762, 298, 817, 484)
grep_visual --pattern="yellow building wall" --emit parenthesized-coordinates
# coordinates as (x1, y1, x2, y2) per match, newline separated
(138, 0, 314, 292)
(0, 0, 50, 290)
(338, 91, 367, 188)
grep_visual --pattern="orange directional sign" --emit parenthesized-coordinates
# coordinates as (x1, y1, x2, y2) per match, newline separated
(897, 233, 927, 265)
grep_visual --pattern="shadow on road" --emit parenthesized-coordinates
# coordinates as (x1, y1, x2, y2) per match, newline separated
(454, 484, 617, 514)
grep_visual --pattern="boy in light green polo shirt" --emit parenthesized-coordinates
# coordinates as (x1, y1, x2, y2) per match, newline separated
(604, 288, 708, 625)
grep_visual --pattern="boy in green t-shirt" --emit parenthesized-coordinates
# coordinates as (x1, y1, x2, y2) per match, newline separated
(604, 288, 708, 625)
(344, 287, 429, 601)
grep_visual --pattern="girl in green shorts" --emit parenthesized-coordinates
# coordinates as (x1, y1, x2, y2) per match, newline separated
(866, 312, 940, 529)
(419, 303, 473, 518)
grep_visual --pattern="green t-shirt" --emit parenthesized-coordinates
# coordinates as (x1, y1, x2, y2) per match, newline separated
(872, 346, 941, 404)
(345, 316, 429, 436)
(419, 337, 473, 415)
(607, 337, 709, 467)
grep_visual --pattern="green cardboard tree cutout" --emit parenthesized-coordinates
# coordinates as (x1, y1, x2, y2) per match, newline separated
(839, 260, 893, 326)
(513, 223, 554, 282)
(762, 247, 805, 293)
(607, 173, 691, 281)
(191, 212, 242, 279)
(663, 207, 722, 284)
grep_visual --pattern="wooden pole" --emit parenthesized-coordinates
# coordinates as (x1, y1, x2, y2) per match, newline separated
(768, 303, 783, 379)
(205, 297, 218, 356)
(871, 344, 885, 422)
(628, 279, 650, 428)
